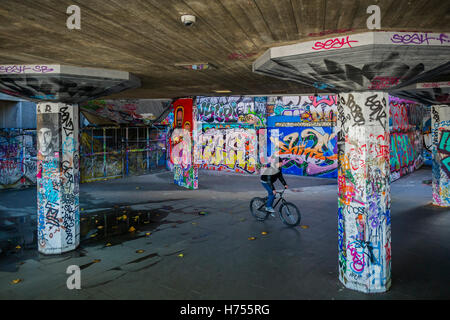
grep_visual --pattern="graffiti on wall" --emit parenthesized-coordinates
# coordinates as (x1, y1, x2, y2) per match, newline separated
(337, 92, 391, 293)
(423, 108, 433, 165)
(266, 95, 337, 123)
(432, 106, 450, 207)
(267, 126, 338, 178)
(389, 98, 425, 181)
(194, 96, 266, 175)
(437, 130, 450, 176)
(390, 131, 423, 181)
(0, 130, 37, 189)
(170, 98, 198, 189)
(196, 96, 266, 127)
(265, 95, 338, 178)
(197, 127, 258, 174)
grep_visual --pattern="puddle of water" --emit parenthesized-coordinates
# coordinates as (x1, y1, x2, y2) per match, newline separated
(0, 204, 204, 261)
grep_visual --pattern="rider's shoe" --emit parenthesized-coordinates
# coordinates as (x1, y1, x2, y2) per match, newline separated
(265, 207, 275, 213)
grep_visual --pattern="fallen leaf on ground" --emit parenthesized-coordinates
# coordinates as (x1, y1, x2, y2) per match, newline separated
(93, 259, 101, 263)
(15, 245, 21, 249)
(261, 232, 268, 235)
(11, 279, 22, 284)
(248, 237, 256, 240)
(145, 232, 151, 236)
(90, 234, 97, 238)
(105, 243, 112, 247)
(97, 226, 104, 229)
(178, 253, 184, 257)
(136, 249, 145, 253)
(128, 226, 136, 232)
(300, 225, 309, 229)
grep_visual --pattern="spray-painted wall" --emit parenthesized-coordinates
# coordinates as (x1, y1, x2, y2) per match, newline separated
(389, 97, 426, 181)
(267, 95, 338, 178)
(0, 129, 37, 189)
(423, 105, 433, 166)
(194, 96, 266, 174)
(168, 98, 198, 189)
(431, 106, 450, 207)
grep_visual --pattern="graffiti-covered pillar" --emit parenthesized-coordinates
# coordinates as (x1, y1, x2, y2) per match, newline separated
(431, 105, 450, 207)
(337, 91, 391, 293)
(37, 103, 80, 255)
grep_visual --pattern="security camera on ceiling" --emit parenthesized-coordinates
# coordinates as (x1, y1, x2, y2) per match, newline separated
(181, 15, 196, 27)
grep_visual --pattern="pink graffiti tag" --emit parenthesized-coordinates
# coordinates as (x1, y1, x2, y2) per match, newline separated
(308, 95, 338, 107)
(347, 241, 365, 274)
(312, 36, 358, 51)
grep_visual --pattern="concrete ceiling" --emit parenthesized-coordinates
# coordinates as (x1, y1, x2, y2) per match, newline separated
(0, 0, 449, 99)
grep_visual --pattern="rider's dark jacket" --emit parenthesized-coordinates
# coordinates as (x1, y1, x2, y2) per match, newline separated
(260, 169, 287, 190)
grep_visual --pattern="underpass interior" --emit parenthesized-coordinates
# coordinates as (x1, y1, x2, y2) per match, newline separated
(0, 0, 449, 302)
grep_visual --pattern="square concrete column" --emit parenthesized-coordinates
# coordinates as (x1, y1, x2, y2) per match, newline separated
(337, 92, 391, 293)
(36, 103, 80, 254)
(431, 105, 450, 207)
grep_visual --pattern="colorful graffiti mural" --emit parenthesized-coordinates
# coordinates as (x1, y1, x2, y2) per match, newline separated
(423, 106, 433, 165)
(266, 95, 338, 178)
(170, 98, 198, 189)
(267, 126, 338, 178)
(431, 106, 450, 207)
(389, 97, 425, 181)
(197, 127, 258, 174)
(266, 95, 337, 123)
(337, 92, 391, 293)
(196, 96, 266, 126)
(0, 129, 37, 189)
(194, 96, 265, 175)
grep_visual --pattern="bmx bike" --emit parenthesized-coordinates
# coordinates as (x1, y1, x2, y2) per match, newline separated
(250, 189, 301, 226)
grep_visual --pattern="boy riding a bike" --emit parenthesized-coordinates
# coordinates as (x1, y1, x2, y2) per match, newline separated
(260, 157, 288, 213)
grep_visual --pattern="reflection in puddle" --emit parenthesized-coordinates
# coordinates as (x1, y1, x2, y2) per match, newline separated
(0, 205, 197, 257)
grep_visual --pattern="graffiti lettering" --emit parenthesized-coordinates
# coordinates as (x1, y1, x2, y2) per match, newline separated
(312, 36, 358, 51)
(391, 33, 450, 45)
(0, 65, 55, 74)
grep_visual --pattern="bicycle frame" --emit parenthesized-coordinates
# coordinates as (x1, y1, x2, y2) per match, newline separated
(260, 190, 287, 211)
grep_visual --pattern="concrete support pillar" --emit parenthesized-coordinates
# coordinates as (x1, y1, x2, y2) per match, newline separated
(337, 92, 391, 293)
(431, 105, 450, 207)
(36, 103, 80, 254)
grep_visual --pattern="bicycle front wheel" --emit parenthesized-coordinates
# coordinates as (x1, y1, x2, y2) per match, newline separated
(279, 202, 301, 226)
(250, 197, 268, 221)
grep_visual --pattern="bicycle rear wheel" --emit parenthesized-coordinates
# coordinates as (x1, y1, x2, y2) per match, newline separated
(250, 197, 268, 221)
(279, 202, 301, 226)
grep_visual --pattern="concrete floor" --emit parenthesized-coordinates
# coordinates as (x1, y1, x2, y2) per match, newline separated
(0, 167, 448, 300)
